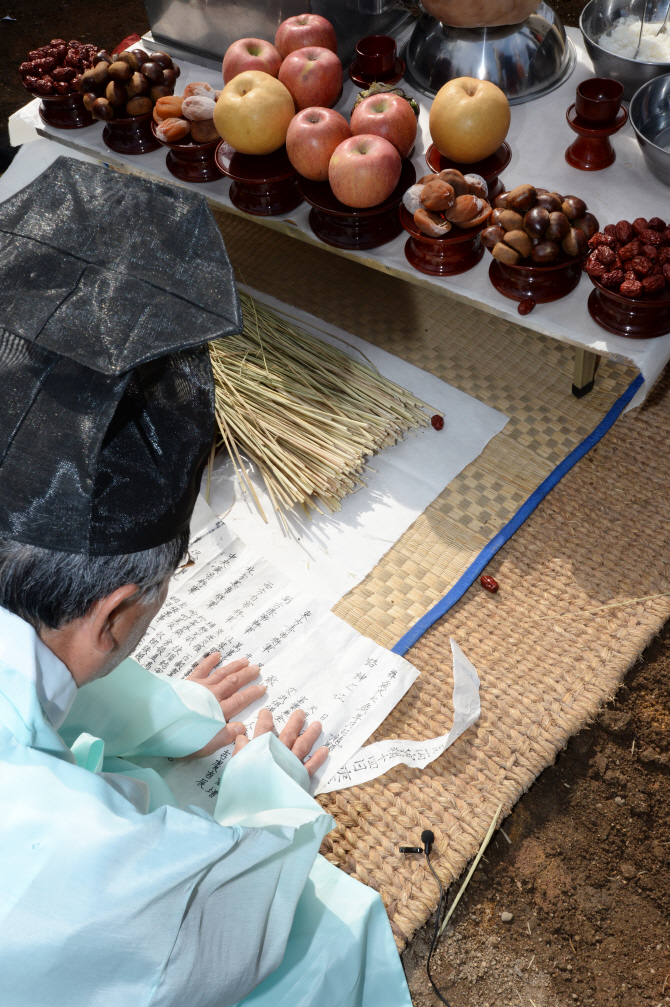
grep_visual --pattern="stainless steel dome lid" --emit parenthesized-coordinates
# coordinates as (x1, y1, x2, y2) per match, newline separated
(402, 2, 576, 103)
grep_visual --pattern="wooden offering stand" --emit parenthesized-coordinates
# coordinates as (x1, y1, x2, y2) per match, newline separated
(32, 90, 93, 130)
(400, 204, 485, 276)
(588, 277, 670, 338)
(565, 77, 627, 171)
(103, 111, 161, 155)
(215, 143, 303, 216)
(300, 159, 416, 250)
(489, 252, 583, 306)
(565, 104, 627, 171)
(425, 142, 512, 202)
(151, 123, 223, 184)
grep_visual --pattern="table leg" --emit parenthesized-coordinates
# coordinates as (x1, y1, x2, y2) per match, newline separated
(572, 348, 600, 398)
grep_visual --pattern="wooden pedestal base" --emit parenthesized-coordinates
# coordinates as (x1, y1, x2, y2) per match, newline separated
(400, 204, 484, 276)
(588, 279, 670, 338)
(151, 123, 223, 183)
(215, 143, 303, 216)
(34, 91, 94, 130)
(489, 254, 583, 304)
(425, 142, 511, 202)
(103, 112, 161, 155)
(564, 104, 627, 171)
(300, 160, 416, 250)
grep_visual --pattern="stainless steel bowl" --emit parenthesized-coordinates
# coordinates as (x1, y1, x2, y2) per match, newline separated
(402, 2, 575, 103)
(630, 72, 670, 184)
(580, 0, 670, 101)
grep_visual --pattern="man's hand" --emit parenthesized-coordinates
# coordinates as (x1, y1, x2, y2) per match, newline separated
(184, 653, 266, 758)
(233, 707, 329, 777)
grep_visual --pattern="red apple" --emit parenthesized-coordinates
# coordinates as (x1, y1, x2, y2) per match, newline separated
(278, 46, 342, 111)
(328, 134, 401, 208)
(275, 14, 338, 59)
(350, 93, 417, 158)
(286, 107, 351, 181)
(222, 38, 282, 85)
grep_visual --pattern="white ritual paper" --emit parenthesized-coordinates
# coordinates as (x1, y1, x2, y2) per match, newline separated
(133, 502, 420, 799)
(205, 287, 509, 610)
(317, 639, 481, 794)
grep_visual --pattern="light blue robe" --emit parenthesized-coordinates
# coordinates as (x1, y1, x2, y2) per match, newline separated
(0, 606, 412, 1007)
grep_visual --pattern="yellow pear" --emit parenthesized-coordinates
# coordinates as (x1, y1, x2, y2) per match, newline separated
(214, 70, 294, 155)
(429, 77, 510, 164)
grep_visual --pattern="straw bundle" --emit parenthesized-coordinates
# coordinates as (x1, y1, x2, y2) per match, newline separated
(208, 293, 434, 522)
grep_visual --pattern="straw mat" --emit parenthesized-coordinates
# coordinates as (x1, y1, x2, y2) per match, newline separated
(213, 211, 670, 948)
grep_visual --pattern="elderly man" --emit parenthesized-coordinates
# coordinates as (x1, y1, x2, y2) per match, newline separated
(0, 158, 412, 1007)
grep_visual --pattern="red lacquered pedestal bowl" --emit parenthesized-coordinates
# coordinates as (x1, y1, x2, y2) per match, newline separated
(588, 277, 670, 338)
(300, 159, 416, 250)
(565, 104, 628, 171)
(400, 204, 485, 276)
(151, 122, 223, 183)
(32, 90, 94, 130)
(215, 142, 303, 216)
(425, 142, 512, 203)
(103, 111, 161, 155)
(488, 252, 583, 305)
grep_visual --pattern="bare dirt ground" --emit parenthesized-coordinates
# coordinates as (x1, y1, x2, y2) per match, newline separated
(2, 3, 668, 1006)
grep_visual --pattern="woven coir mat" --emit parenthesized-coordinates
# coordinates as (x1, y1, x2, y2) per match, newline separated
(213, 211, 670, 948)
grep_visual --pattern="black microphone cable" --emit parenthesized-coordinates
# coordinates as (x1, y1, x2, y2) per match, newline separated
(399, 830, 453, 1007)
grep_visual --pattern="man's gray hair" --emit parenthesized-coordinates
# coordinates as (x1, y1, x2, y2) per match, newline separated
(0, 531, 189, 631)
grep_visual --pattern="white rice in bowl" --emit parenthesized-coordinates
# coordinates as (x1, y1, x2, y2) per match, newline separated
(598, 15, 670, 62)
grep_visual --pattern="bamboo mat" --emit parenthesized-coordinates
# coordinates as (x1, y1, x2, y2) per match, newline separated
(214, 211, 670, 947)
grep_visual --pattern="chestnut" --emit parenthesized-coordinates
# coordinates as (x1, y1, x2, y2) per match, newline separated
(125, 95, 153, 117)
(174, 64, 181, 78)
(93, 60, 111, 86)
(535, 192, 562, 214)
(163, 68, 177, 89)
(91, 96, 114, 121)
(131, 48, 151, 65)
(524, 206, 550, 240)
(492, 242, 520, 266)
(142, 61, 164, 85)
(92, 50, 112, 66)
(490, 208, 505, 227)
(481, 224, 506, 248)
(494, 191, 509, 209)
(544, 211, 571, 244)
(497, 209, 525, 232)
(117, 50, 142, 73)
(149, 50, 173, 70)
(150, 84, 172, 102)
(126, 72, 150, 98)
(572, 212, 600, 239)
(530, 240, 560, 264)
(561, 196, 587, 221)
(77, 67, 97, 93)
(108, 60, 132, 83)
(105, 80, 128, 106)
(506, 184, 536, 214)
(562, 228, 588, 258)
(82, 91, 98, 112)
(503, 229, 532, 258)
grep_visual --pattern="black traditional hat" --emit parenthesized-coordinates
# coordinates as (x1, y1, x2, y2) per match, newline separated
(0, 156, 241, 555)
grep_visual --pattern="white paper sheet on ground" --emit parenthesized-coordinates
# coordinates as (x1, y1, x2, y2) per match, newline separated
(317, 639, 481, 794)
(205, 287, 509, 610)
(133, 499, 420, 799)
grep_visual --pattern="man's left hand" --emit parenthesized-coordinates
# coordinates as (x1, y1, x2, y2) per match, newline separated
(183, 652, 266, 758)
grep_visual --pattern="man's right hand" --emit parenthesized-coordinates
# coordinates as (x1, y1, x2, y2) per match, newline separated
(233, 708, 329, 777)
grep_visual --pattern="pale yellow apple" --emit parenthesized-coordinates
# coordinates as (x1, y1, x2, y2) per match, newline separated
(214, 70, 294, 155)
(429, 77, 510, 163)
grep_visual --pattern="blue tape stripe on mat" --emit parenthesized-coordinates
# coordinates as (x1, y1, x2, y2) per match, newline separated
(392, 372, 645, 657)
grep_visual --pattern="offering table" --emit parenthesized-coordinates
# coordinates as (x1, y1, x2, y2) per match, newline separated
(10, 26, 670, 407)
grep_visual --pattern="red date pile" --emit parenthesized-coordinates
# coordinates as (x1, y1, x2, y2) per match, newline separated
(19, 39, 98, 96)
(586, 217, 670, 298)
